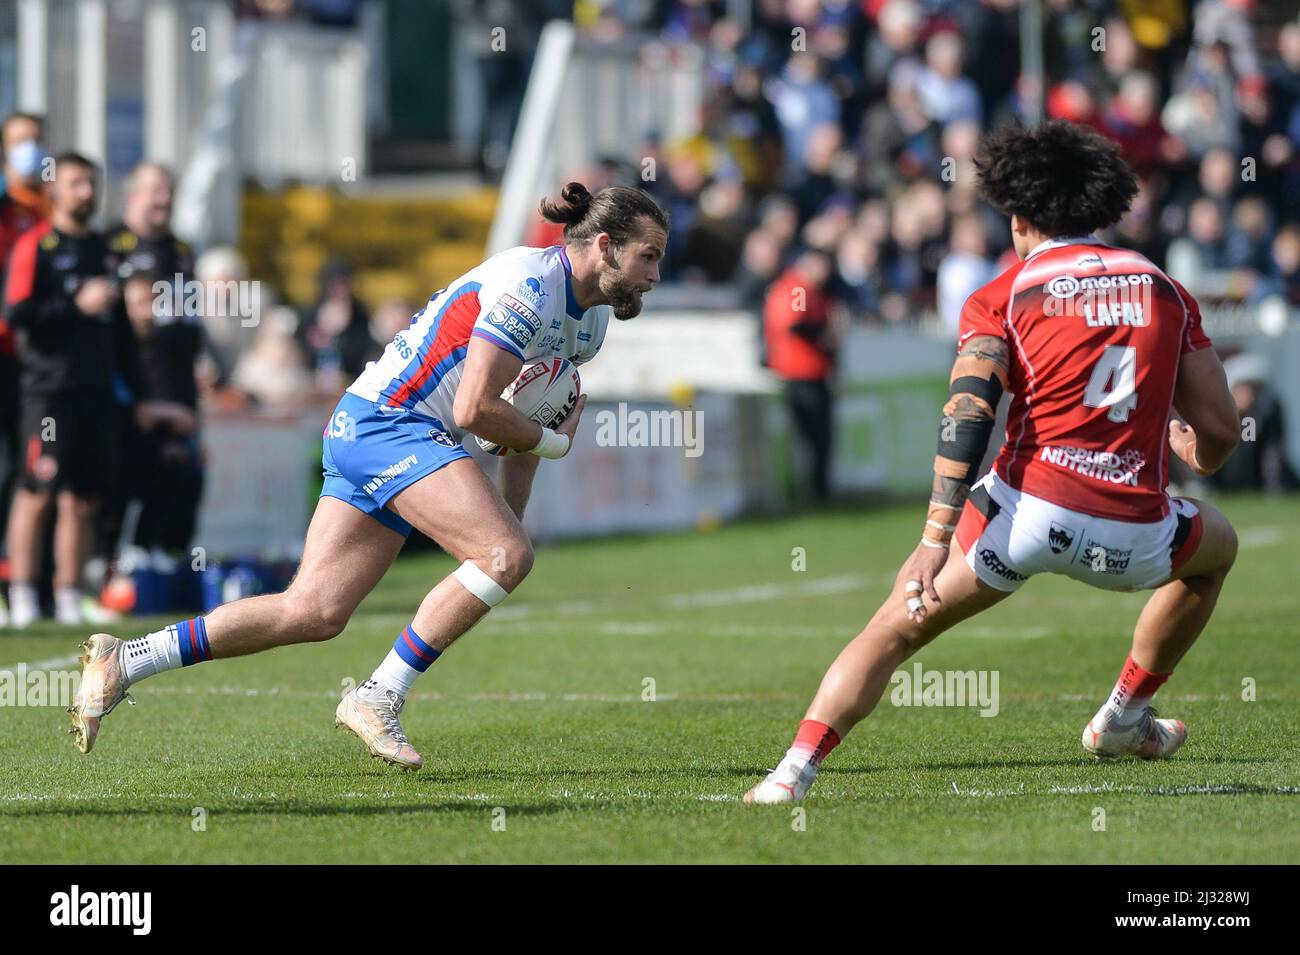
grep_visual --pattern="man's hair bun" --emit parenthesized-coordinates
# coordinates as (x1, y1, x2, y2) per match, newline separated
(539, 181, 594, 225)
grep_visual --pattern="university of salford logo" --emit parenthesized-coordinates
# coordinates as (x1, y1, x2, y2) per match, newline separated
(1048, 522, 1076, 555)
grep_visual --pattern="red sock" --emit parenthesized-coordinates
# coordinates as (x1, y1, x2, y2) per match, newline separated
(1106, 654, 1171, 720)
(790, 719, 841, 767)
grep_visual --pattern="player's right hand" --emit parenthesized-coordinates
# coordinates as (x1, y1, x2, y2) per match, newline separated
(1168, 420, 1210, 476)
(75, 277, 118, 315)
(899, 541, 946, 625)
(555, 394, 587, 442)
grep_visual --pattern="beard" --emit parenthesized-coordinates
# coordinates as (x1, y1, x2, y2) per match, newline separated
(600, 269, 646, 321)
(68, 199, 95, 225)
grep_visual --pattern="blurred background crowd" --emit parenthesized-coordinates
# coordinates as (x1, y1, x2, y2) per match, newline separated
(521, 0, 1300, 327)
(0, 0, 1296, 627)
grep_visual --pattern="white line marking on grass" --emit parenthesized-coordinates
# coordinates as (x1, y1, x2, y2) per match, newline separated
(1238, 526, 1285, 549)
(1051, 782, 1300, 796)
(0, 652, 79, 674)
(1050, 781, 1120, 795)
(359, 574, 871, 636)
(664, 574, 865, 609)
(0, 573, 864, 674)
(950, 782, 1026, 797)
(486, 618, 851, 639)
(1058, 693, 1230, 702)
(134, 684, 794, 704)
(961, 626, 1052, 640)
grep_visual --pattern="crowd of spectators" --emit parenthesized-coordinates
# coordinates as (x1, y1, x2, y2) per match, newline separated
(5, 0, 1298, 620)
(558, 0, 1300, 332)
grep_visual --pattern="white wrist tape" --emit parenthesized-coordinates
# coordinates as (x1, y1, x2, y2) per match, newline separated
(452, 559, 510, 607)
(529, 427, 570, 460)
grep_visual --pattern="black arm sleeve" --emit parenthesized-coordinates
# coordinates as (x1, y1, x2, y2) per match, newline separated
(935, 375, 1004, 481)
(7, 292, 81, 336)
(4, 250, 80, 336)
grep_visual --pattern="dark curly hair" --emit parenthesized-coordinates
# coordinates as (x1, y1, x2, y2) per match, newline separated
(539, 181, 669, 246)
(973, 121, 1138, 237)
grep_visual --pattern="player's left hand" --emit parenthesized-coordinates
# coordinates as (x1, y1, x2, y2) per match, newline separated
(899, 541, 947, 625)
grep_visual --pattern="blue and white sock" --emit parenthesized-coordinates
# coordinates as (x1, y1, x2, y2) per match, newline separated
(367, 625, 440, 698)
(122, 617, 212, 685)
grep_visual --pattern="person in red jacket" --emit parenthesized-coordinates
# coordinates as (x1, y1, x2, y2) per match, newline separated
(0, 113, 50, 622)
(763, 249, 838, 501)
(0, 112, 51, 366)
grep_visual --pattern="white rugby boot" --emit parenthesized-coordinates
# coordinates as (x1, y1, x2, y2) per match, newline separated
(68, 633, 134, 754)
(335, 680, 423, 770)
(1082, 706, 1187, 760)
(743, 757, 819, 804)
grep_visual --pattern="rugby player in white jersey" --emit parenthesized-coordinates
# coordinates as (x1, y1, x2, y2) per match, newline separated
(70, 183, 669, 768)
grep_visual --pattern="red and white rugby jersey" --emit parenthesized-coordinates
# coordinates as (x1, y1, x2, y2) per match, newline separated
(348, 245, 609, 439)
(958, 236, 1212, 522)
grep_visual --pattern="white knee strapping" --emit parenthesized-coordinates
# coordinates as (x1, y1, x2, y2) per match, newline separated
(452, 559, 510, 607)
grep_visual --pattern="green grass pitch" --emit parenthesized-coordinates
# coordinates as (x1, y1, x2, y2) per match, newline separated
(1, 495, 1296, 863)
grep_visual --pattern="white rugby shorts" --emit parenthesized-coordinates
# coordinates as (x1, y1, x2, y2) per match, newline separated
(954, 471, 1204, 593)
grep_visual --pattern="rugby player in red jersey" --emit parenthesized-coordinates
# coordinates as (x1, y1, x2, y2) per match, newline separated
(746, 121, 1242, 803)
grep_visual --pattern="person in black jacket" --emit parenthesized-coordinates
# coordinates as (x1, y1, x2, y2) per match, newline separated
(118, 269, 203, 553)
(2, 152, 135, 627)
(96, 163, 205, 567)
(299, 258, 376, 394)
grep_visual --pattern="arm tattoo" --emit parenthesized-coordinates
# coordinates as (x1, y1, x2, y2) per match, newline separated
(955, 335, 1011, 377)
(921, 335, 1010, 546)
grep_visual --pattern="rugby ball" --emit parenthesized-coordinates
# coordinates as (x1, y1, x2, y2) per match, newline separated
(476, 357, 581, 456)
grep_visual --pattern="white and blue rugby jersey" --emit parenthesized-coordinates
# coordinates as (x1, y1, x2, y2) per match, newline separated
(347, 245, 609, 439)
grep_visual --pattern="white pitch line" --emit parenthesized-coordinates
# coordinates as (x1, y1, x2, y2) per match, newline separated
(486, 619, 850, 639)
(2, 522, 1286, 675)
(99, 684, 798, 704)
(0, 573, 868, 673)
(664, 573, 865, 609)
(0, 652, 79, 675)
(961, 626, 1052, 640)
(1050, 782, 1300, 796)
(1237, 526, 1285, 549)
(1058, 693, 1232, 702)
(950, 782, 1026, 798)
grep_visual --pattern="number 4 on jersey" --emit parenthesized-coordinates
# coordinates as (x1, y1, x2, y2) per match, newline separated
(1083, 345, 1138, 423)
